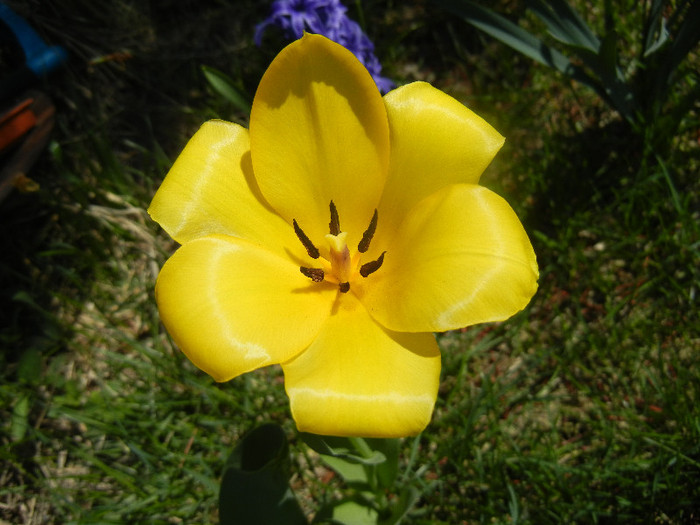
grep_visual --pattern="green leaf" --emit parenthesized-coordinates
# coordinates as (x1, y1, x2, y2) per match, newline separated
(527, 0, 600, 51)
(643, 0, 670, 58)
(201, 65, 252, 114)
(17, 348, 42, 385)
(644, 0, 700, 118)
(300, 433, 386, 466)
(219, 423, 307, 525)
(437, 0, 636, 121)
(366, 438, 400, 490)
(11, 395, 30, 442)
(378, 486, 421, 525)
(321, 455, 369, 484)
(597, 30, 619, 79)
(437, 0, 567, 68)
(663, 0, 700, 84)
(315, 496, 379, 525)
(436, 0, 600, 92)
(331, 500, 378, 525)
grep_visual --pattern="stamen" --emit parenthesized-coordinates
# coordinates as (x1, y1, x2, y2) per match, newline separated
(329, 200, 341, 235)
(360, 251, 386, 278)
(293, 219, 320, 259)
(300, 267, 324, 282)
(339, 282, 350, 293)
(357, 209, 378, 253)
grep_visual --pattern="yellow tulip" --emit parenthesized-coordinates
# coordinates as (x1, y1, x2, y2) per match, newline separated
(149, 34, 538, 438)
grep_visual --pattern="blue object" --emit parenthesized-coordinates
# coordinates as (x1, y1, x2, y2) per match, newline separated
(255, 0, 394, 93)
(0, 2, 67, 99)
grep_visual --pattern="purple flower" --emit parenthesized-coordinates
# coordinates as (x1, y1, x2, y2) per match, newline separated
(255, 0, 395, 93)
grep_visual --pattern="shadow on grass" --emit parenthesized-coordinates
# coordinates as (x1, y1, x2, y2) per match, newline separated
(0, 0, 273, 366)
(524, 118, 645, 233)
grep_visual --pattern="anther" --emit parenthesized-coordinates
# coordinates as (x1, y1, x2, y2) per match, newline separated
(360, 251, 386, 278)
(293, 219, 320, 259)
(329, 200, 341, 235)
(339, 282, 350, 293)
(357, 209, 378, 253)
(300, 267, 324, 282)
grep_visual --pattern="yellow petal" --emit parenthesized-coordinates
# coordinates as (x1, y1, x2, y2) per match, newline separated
(282, 294, 441, 437)
(250, 34, 390, 248)
(156, 234, 336, 382)
(359, 184, 538, 333)
(148, 120, 299, 257)
(376, 82, 505, 244)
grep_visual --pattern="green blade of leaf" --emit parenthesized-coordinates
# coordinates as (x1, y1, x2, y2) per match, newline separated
(436, 0, 600, 91)
(300, 433, 386, 466)
(314, 497, 379, 525)
(527, 0, 600, 51)
(647, 0, 700, 108)
(663, 0, 700, 83)
(595, 30, 634, 120)
(643, 0, 670, 57)
(331, 500, 378, 525)
(219, 423, 307, 525)
(438, 0, 567, 69)
(378, 486, 421, 525)
(644, 18, 669, 57)
(201, 65, 252, 114)
(365, 438, 400, 490)
(438, 0, 634, 119)
(321, 455, 369, 484)
(11, 395, 30, 442)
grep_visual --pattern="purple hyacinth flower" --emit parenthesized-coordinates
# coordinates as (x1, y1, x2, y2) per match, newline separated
(330, 16, 394, 93)
(255, 0, 395, 93)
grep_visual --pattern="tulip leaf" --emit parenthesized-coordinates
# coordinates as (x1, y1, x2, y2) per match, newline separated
(365, 438, 400, 490)
(321, 454, 369, 484)
(219, 423, 307, 525)
(315, 497, 379, 525)
(378, 486, 421, 525)
(299, 433, 386, 466)
(331, 500, 378, 525)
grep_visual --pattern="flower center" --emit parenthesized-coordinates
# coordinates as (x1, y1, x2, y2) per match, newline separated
(295, 201, 385, 293)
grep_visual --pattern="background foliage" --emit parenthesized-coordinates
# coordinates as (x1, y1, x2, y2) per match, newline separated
(1, 0, 698, 523)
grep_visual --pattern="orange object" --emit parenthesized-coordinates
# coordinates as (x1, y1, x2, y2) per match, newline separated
(0, 91, 55, 201)
(0, 97, 37, 152)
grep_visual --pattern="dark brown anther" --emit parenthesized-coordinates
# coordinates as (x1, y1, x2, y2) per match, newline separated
(357, 209, 378, 253)
(339, 282, 350, 293)
(360, 251, 386, 278)
(300, 267, 325, 282)
(329, 200, 341, 235)
(293, 219, 320, 259)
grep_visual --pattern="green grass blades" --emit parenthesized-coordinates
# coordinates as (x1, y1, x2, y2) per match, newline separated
(1, 0, 698, 523)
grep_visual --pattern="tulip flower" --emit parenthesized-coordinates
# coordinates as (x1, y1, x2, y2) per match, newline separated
(149, 34, 538, 437)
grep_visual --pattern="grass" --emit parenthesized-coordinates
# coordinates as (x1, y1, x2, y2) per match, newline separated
(1, 0, 698, 523)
